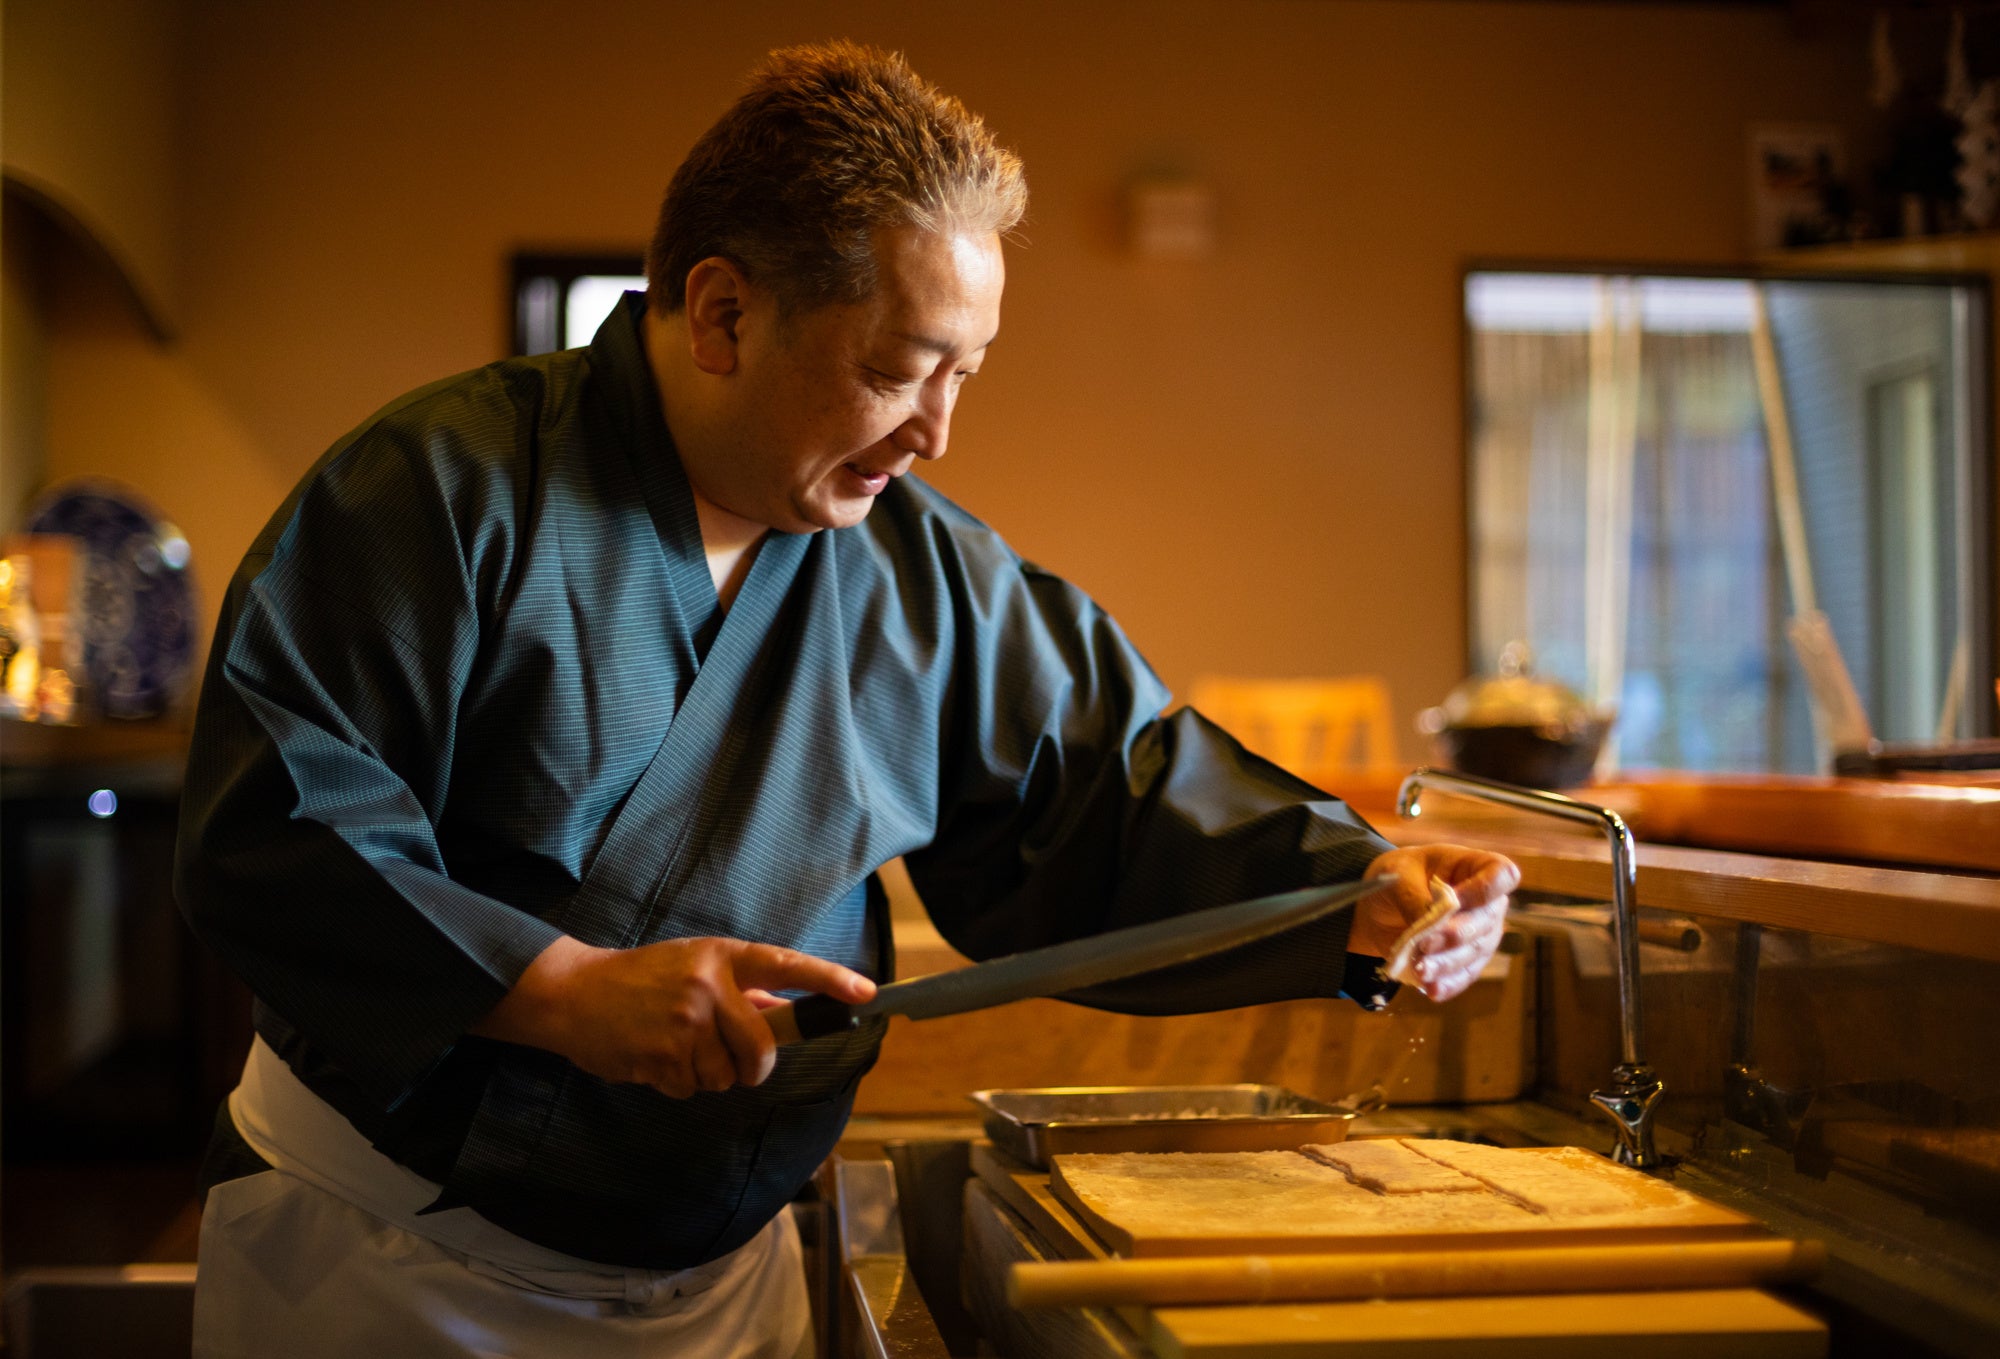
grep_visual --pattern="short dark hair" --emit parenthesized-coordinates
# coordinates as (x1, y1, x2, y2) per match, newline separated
(646, 41, 1027, 317)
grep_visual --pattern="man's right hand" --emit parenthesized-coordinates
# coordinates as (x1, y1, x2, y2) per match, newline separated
(472, 935, 876, 1099)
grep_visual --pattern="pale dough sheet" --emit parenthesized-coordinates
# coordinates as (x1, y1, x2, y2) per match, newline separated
(1050, 1143, 1743, 1249)
(1299, 1139, 1484, 1194)
(1403, 1139, 1640, 1215)
(1053, 1150, 1538, 1239)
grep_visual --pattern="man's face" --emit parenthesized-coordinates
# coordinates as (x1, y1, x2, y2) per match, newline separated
(706, 226, 1004, 534)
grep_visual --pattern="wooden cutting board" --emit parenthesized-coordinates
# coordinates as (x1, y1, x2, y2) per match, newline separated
(973, 1140, 1114, 1262)
(1051, 1145, 1764, 1258)
(972, 1143, 1825, 1358)
(1146, 1289, 1827, 1357)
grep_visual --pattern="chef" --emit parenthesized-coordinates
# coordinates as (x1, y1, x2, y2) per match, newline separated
(175, 40, 1517, 1359)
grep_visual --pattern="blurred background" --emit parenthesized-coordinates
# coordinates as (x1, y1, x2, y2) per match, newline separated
(5, 0, 1895, 717)
(9, 0, 1989, 1314)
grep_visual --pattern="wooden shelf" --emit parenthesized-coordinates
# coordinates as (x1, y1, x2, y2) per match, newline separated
(0, 716, 190, 769)
(1760, 229, 2000, 277)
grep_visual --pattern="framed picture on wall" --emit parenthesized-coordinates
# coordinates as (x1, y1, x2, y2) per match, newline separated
(1746, 123, 1848, 252)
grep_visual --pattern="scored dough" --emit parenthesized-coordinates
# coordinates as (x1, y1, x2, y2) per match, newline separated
(1402, 1139, 1640, 1215)
(1299, 1139, 1485, 1194)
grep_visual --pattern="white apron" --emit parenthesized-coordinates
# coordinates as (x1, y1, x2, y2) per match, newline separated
(193, 1038, 812, 1359)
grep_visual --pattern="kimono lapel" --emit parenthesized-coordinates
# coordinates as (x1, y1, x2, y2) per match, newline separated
(561, 530, 808, 946)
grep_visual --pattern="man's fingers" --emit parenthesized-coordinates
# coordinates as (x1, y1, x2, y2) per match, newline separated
(1356, 864, 1434, 946)
(1418, 898, 1507, 956)
(1444, 854, 1521, 909)
(715, 983, 779, 1087)
(644, 1059, 697, 1101)
(1419, 936, 1490, 977)
(1384, 861, 1435, 927)
(1432, 905, 1505, 955)
(684, 1022, 736, 1093)
(1414, 902, 1507, 992)
(730, 941, 876, 1003)
(1422, 965, 1480, 1002)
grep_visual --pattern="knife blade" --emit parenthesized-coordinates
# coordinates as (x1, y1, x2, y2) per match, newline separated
(763, 874, 1400, 1046)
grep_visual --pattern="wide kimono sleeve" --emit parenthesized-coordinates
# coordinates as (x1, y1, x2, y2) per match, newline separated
(174, 418, 563, 1112)
(902, 549, 1398, 1014)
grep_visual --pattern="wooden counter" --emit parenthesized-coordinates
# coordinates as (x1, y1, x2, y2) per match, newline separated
(1375, 805, 2000, 964)
(1589, 772, 2000, 873)
(1306, 768, 2000, 965)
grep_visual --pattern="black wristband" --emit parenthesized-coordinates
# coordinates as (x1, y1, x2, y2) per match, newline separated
(1341, 952, 1398, 1011)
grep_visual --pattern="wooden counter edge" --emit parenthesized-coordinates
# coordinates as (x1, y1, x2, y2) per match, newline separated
(1007, 1238, 1826, 1309)
(1382, 814, 2000, 963)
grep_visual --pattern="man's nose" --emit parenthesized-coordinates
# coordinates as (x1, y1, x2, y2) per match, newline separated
(894, 388, 952, 461)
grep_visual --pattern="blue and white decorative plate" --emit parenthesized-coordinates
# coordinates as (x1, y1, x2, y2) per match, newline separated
(25, 479, 197, 720)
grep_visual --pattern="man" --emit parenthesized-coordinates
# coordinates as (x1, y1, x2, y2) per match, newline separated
(177, 41, 1516, 1358)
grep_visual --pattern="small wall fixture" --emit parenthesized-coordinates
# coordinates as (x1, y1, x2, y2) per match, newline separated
(1126, 177, 1217, 260)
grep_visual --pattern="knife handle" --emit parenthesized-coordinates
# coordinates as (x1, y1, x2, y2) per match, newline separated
(764, 994, 860, 1046)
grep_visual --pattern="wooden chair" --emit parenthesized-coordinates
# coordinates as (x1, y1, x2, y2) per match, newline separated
(1186, 674, 1400, 775)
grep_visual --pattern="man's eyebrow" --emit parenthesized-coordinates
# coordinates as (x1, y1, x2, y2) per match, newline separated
(890, 330, 998, 356)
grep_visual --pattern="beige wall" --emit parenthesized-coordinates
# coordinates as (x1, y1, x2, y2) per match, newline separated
(18, 0, 1873, 745)
(3, 0, 188, 332)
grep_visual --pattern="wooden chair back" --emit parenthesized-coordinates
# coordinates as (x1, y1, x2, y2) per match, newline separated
(1187, 674, 1399, 774)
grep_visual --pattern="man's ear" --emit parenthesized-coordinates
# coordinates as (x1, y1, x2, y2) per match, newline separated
(682, 257, 750, 376)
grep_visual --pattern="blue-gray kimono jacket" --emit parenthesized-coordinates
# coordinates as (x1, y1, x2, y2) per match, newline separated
(176, 294, 1395, 1269)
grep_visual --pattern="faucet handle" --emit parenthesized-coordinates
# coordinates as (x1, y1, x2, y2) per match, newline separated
(1591, 1062, 1666, 1170)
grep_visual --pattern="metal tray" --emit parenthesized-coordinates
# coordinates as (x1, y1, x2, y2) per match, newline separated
(968, 1083, 1356, 1167)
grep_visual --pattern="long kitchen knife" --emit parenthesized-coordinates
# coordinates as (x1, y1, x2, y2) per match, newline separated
(763, 874, 1400, 1046)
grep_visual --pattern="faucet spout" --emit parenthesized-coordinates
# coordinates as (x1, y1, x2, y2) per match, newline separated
(1396, 766, 1663, 1170)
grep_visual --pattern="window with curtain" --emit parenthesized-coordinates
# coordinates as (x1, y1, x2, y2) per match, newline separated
(1466, 269, 1991, 776)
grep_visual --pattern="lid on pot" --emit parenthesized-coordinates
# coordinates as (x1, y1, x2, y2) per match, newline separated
(1434, 642, 1600, 733)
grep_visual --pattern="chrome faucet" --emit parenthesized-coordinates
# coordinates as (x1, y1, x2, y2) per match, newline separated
(1396, 766, 1665, 1170)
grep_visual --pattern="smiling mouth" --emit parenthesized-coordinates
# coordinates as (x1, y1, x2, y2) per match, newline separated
(844, 464, 895, 492)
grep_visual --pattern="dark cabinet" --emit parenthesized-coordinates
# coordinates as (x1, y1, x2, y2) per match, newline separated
(2, 723, 250, 1158)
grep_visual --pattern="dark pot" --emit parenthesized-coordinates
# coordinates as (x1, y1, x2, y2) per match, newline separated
(1434, 718, 1610, 790)
(1421, 642, 1614, 790)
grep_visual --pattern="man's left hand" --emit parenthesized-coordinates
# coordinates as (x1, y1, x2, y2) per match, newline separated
(1350, 844, 1519, 1002)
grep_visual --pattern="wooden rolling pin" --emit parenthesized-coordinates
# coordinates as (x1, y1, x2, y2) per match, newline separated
(1008, 1237, 1824, 1309)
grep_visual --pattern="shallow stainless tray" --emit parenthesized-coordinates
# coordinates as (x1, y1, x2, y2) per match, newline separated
(969, 1083, 1356, 1167)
